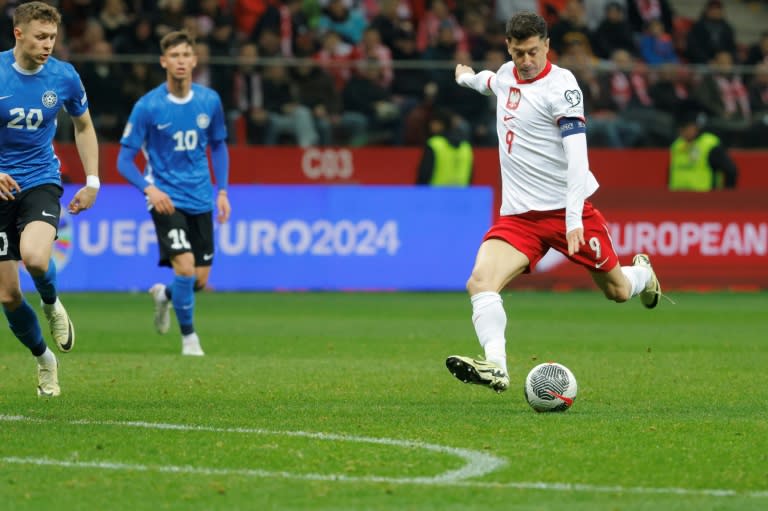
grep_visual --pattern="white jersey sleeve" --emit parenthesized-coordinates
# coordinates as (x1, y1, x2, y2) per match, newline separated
(548, 68, 586, 121)
(548, 68, 591, 233)
(456, 70, 496, 96)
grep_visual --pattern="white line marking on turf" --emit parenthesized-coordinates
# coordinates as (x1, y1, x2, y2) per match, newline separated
(0, 414, 504, 483)
(1, 415, 766, 498)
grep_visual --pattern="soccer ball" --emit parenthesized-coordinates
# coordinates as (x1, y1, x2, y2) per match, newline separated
(524, 362, 578, 412)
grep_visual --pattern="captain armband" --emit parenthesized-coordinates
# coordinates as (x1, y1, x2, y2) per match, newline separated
(558, 117, 586, 137)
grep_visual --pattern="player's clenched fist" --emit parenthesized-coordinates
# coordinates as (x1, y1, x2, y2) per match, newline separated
(455, 64, 475, 80)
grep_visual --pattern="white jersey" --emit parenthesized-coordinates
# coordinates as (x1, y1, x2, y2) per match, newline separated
(458, 61, 599, 229)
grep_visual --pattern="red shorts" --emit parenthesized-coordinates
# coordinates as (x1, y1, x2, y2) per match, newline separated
(484, 201, 619, 273)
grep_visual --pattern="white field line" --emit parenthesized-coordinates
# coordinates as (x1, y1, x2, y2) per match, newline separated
(0, 414, 504, 483)
(1, 414, 766, 498)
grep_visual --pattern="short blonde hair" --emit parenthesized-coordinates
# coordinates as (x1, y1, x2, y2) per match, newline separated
(13, 2, 62, 27)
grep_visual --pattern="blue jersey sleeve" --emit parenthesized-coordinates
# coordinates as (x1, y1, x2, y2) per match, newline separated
(63, 64, 88, 117)
(120, 100, 149, 149)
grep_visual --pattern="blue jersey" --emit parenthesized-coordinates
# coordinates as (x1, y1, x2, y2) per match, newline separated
(0, 50, 88, 190)
(120, 83, 228, 214)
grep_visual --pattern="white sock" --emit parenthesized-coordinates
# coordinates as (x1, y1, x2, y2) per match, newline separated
(621, 266, 651, 297)
(182, 332, 200, 345)
(36, 347, 56, 366)
(471, 291, 508, 374)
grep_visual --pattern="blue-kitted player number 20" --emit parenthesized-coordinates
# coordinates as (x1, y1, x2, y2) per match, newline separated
(7, 108, 44, 130)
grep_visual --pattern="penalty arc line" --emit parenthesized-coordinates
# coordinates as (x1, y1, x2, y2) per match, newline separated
(1, 415, 766, 498)
(0, 414, 504, 484)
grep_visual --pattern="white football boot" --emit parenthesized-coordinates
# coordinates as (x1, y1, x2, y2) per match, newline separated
(446, 355, 509, 393)
(149, 283, 171, 334)
(632, 253, 661, 309)
(42, 298, 75, 352)
(182, 333, 205, 356)
(37, 357, 60, 397)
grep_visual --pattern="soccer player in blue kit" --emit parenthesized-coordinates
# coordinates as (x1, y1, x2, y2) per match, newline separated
(0, 2, 100, 397)
(117, 30, 231, 357)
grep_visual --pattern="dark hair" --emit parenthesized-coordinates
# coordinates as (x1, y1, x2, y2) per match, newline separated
(505, 11, 547, 41)
(13, 1, 61, 27)
(160, 30, 196, 54)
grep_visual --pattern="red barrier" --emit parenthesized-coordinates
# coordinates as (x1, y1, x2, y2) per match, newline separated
(58, 144, 768, 189)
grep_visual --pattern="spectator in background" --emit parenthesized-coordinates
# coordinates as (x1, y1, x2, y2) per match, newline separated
(152, 0, 186, 41)
(416, 108, 473, 185)
(342, 58, 400, 144)
(318, 0, 367, 44)
(567, 49, 644, 148)
(207, 14, 236, 57)
(416, 0, 467, 53)
(582, 0, 626, 31)
(747, 62, 768, 147)
(693, 50, 751, 147)
(748, 62, 768, 115)
(0, 0, 14, 50)
(249, 0, 307, 56)
(549, 0, 594, 58)
(745, 30, 768, 66)
(191, 40, 212, 87)
(262, 62, 321, 147)
(314, 29, 357, 90)
(540, 0, 569, 26)
(639, 18, 678, 65)
(463, 10, 493, 62)
(423, 21, 474, 141)
(78, 40, 125, 141)
(649, 63, 692, 114)
(97, 0, 133, 42)
(233, 0, 269, 39)
(625, 0, 674, 36)
(113, 18, 158, 55)
(368, 0, 413, 49)
(495, 0, 538, 26)
(205, 26, 238, 115)
(233, 42, 269, 144)
(603, 48, 674, 145)
(685, 0, 736, 64)
(293, 59, 368, 146)
(68, 17, 107, 54)
(592, 2, 638, 60)
(357, 26, 393, 88)
(256, 28, 285, 58)
(390, 28, 427, 112)
(120, 62, 161, 116)
(668, 104, 738, 191)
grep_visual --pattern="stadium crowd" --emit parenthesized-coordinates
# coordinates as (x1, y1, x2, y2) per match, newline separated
(6, 0, 768, 148)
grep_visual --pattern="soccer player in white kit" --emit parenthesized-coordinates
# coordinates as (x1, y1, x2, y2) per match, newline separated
(445, 11, 661, 393)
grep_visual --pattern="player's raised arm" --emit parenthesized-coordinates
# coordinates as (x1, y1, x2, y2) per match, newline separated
(455, 64, 495, 96)
(67, 109, 99, 214)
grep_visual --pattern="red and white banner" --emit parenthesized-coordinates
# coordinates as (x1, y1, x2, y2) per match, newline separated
(520, 190, 768, 290)
(54, 144, 768, 289)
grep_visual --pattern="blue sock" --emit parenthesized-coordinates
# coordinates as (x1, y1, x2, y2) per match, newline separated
(4, 301, 47, 356)
(171, 275, 196, 335)
(32, 258, 58, 305)
(165, 281, 204, 300)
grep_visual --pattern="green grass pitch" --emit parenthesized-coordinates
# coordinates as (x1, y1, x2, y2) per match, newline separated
(1, 291, 766, 510)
